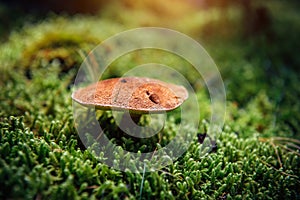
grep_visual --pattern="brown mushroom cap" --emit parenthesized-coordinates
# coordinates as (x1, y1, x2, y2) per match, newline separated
(72, 77, 188, 114)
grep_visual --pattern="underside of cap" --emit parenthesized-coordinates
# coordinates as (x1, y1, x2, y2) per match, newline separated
(72, 77, 189, 114)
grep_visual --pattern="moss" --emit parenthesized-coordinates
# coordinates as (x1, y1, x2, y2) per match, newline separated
(1, 116, 299, 199)
(0, 0, 300, 199)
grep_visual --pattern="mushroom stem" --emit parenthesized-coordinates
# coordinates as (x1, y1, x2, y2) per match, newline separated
(118, 112, 142, 133)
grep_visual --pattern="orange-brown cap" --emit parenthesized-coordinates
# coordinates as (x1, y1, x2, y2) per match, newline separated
(72, 77, 188, 114)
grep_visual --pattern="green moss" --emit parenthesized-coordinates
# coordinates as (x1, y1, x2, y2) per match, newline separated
(1, 116, 299, 199)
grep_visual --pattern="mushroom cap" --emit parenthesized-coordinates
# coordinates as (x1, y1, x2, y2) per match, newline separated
(72, 77, 188, 114)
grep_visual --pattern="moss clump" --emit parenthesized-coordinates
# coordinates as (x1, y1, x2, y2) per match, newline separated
(1, 116, 299, 199)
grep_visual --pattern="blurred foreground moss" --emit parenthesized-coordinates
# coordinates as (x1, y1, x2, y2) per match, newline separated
(1, 1, 300, 199)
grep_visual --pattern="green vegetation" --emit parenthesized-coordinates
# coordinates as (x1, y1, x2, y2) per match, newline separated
(0, 0, 299, 199)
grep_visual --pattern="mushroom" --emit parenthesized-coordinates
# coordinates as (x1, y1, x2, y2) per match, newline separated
(72, 77, 188, 135)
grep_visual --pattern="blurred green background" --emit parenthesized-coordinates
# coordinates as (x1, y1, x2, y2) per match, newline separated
(0, 0, 299, 199)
